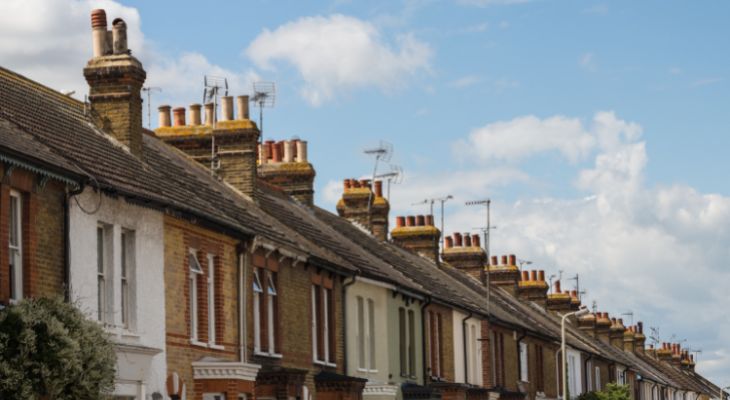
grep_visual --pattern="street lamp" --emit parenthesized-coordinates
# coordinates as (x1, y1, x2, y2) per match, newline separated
(562, 305, 590, 400)
(720, 386, 730, 400)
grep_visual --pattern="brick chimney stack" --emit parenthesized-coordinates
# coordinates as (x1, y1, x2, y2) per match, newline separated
(609, 318, 626, 350)
(633, 321, 646, 355)
(485, 254, 521, 295)
(258, 137, 317, 205)
(84, 10, 146, 157)
(546, 280, 572, 314)
(390, 214, 440, 261)
(156, 96, 260, 196)
(441, 232, 486, 281)
(517, 269, 549, 307)
(656, 343, 673, 362)
(337, 179, 390, 240)
(594, 312, 612, 344)
(578, 312, 597, 337)
(623, 325, 636, 353)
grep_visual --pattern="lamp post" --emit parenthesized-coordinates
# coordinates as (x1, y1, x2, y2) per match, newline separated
(562, 306, 590, 400)
(721, 386, 729, 400)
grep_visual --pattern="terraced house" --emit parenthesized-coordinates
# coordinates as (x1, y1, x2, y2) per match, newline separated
(0, 7, 725, 400)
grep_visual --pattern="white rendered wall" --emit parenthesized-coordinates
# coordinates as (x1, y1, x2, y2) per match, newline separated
(69, 188, 166, 398)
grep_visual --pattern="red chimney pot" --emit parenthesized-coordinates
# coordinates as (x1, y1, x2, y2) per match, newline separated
(472, 234, 480, 247)
(445, 236, 453, 248)
(396, 216, 405, 228)
(538, 270, 545, 282)
(406, 215, 415, 227)
(454, 232, 463, 247)
(530, 270, 538, 281)
(416, 215, 425, 226)
(509, 254, 516, 266)
(521, 271, 529, 281)
(464, 233, 472, 247)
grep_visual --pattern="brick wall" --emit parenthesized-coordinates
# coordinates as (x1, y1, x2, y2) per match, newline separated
(0, 166, 66, 303)
(164, 215, 242, 400)
(425, 303, 455, 383)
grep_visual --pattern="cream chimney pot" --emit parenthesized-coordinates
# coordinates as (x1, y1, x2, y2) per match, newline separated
(237, 95, 250, 120)
(189, 104, 202, 126)
(111, 18, 128, 54)
(221, 96, 234, 121)
(296, 140, 308, 162)
(90, 9, 107, 58)
(204, 103, 215, 126)
(158, 105, 171, 127)
(283, 140, 294, 162)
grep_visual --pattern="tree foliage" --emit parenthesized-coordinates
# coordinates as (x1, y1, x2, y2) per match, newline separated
(596, 384, 631, 400)
(0, 297, 116, 399)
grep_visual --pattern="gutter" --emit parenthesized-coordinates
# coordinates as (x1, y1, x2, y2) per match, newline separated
(341, 270, 360, 376)
(421, 295, 433, 384)
(462, 311, 473, 385)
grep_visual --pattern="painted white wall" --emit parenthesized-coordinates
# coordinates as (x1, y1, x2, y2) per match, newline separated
(453, 311, 483, 386)
(346, 279, 391, 388)
(69, 188, 166, 399)
(566, 348, 583, 398)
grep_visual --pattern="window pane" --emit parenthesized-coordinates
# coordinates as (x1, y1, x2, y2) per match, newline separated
(253, 270, 262, 292)
(267, 274, 277, 295)
(399, 308, 406, 375)
(9, 195, 19, 247)
(408, 310, 415, 376)
(189, 252, 203, 273)
(357, 297, 365, 369)
(368, 299, 375, 370)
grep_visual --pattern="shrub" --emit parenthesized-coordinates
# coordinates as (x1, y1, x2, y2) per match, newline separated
(0, 297, 116, 399)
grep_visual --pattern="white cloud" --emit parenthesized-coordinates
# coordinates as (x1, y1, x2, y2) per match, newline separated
(580, 52, 597, 70)
(0, 0, 256, 126)
(690, 77, 723, 88)
(454, 113, 600, 163)
(448, 75, 482, 88)
(245, 14, 432, 106)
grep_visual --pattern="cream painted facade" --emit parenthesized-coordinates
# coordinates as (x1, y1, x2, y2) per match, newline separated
(453, 310, 483, 386)
(345, 277, 424, 400)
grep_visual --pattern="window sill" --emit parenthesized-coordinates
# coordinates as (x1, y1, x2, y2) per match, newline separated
(190, 339, 209, 348)
(314, 360, 337, 368)
(254, 351, 283, 359)
(357, 368, 379, 374)
(209, 343, 225, 351)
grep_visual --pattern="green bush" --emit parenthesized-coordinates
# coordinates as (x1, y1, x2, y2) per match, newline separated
(0, 297, 116, 399)
(578, 391, 601, 400)
(596, 384, 631, 400)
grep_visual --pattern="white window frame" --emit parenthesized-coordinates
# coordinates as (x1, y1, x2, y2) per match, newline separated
(356, 296, 377, 372)
(207, 253, 216, 345)
(8, 191, 22, 303)
(594, 366, 601, 391)
(312, 285, 335, 366)
(253, 269, 263, 353)
(189, 249, 203, 342)
(267, 273, 277, 355)
(120, 229, 135, 330)
(368, 298, 376, 371)
(96, 223, 113, 323)
(399, 307, 416, 378)
(519, 341, 529, 382)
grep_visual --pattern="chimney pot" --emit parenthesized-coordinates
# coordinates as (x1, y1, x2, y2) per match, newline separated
(343, 179, 351, 189)
(509, 254, 516, 266)
(237, 95, 250, 120)
(491, 255, 498, 265)
(189, 104, 202, 126)
(396, 216, 405, 228)
(502, 255, 509, 265)
(221, 96, 234, 121)
(463, 233, 472, 247)
(522, 271, 530, 281)
(472, 234, 480, 247)
(204, 103, 215, 125)
(638, 321, 644, 333)
(374, 180, 384, 197)
(538, 270, 545, 282)
(158, 105, 171, 127)
(272, 141, 282, 162)
(453, 232, 463, 246)
(416, 215, 425, 226)
(172, 107, 186, 127)
(425, 215, 434, 226)
(90, 9, 108, 58)
(530, 270, 537, 281)
(571, 290, 578, 299)
(555, 280, 562, 293)
(111, 18, 128, 54)
(283, 140, 295, 162)
(406, 216, 415, 227)
(296, 140, 308, 162)
(445, 236, 453, 249)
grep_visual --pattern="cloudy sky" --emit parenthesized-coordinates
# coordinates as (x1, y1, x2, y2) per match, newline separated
(1, 0, 728, 384)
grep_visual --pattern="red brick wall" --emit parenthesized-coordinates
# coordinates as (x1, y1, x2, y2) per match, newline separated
(0, 166, 66, 303)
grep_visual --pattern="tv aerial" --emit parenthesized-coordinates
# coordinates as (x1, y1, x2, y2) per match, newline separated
(252, 81, 276, 143)
(203, 75, 228, 173)
(142, 86, 161, 129)
(364, 140, 393, 212)
(374, 164, 403, 200)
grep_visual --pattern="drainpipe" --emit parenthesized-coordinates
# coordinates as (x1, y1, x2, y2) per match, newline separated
(516, 330, 527, 388)
(64, 183, 85, 302)
(462, 311, 473, 384)
(421, 296, 433, 384)
(342, 270, 359, 376)
(238, 242, 252, 363)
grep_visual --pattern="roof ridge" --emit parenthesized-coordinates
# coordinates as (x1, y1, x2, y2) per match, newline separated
(0, 65, 85, 109)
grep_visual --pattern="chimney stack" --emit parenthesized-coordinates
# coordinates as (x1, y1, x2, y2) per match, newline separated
(390, 214, 440, 261)
(84, 9, 146, 157)
(609, 318, 626, 350)
(623, 325, 636, 353)
(578, 313, 597, 337)
(485, 254, 521, 295)
(633, 322, 646, 355)
(442, 232, 487, 281)
(258, 136, 316, 205)
(337, 178, 390, 239)
(594, 312, 612, 344)
(517, 269, 549, 307)
(546, 280, 572, 314)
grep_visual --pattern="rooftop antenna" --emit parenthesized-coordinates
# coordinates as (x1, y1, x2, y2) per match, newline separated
(649, 326, 661, 347)
(251, 81, 276, 143)
(364, 140, 393, 217)
(548, 274, 557, 294)
(591, 300, 598, 314)
(621, 311, 634, 325)
(203, 76, 228, 173)
(142, 86, 161, 129)
(518, 259, 532, 271)
(569, 273, 581, 301)
(374, 164, 403, 200)
(466, 199, 495, 314)
(414, 196, 454, 252)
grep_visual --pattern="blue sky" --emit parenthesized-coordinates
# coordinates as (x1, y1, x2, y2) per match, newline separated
(1, 0, 728, 384)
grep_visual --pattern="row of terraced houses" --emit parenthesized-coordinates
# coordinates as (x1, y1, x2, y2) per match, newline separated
(0, 8, 724, 400)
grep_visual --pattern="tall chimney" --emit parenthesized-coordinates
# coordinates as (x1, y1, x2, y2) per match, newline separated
(390, 214, 441, 261)
(594, 312, 612, 344)
(442, 232, 487, 281)
(546, 280, 572, 313)
(84, 10, 146, 157)
(258, 136, 317, 205)
(609, 318, 626, 350)
(486, 254, 521, 295)
(578, 313, 597, 337)
(633, 322, 646, 355)
(623, 325, 636, 353)
(112, 18, 128, 54)
(517, 269, 549, 307)
(189, 104, 202, 126)
(337, 178, 390, 240)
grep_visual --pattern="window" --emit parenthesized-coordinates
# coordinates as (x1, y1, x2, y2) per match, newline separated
(312, 283, 334, 365)
(120, 229, 135, 329)
(408, 310, 415, 377)
(491, 331, 505, 387)
(466, 323, 481, 385)
(594, 366, 601, 391)
(356, 296, 377, 371)
(207, 253, 216, 345)
(8, 191, 22, 302)
(399, 307, 416, 377)
(519, 342, 529, 382)
(189, 250, 203, 341)
(567, 351, 581, 398)
(535, 344, 545, 391)
(96, 223, 112, 322)
(254, 267, 279, 356)
(203, 394, 225, 400)
(429, 311, 444, 378)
